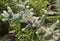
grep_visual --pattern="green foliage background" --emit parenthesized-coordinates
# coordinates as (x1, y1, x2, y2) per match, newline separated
(28, 0, 49, 16)
(0, 0, 20, 13)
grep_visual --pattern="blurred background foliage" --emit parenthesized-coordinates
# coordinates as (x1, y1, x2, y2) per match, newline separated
(0, 0, 20, 13)
(28, 0, 49, 16)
